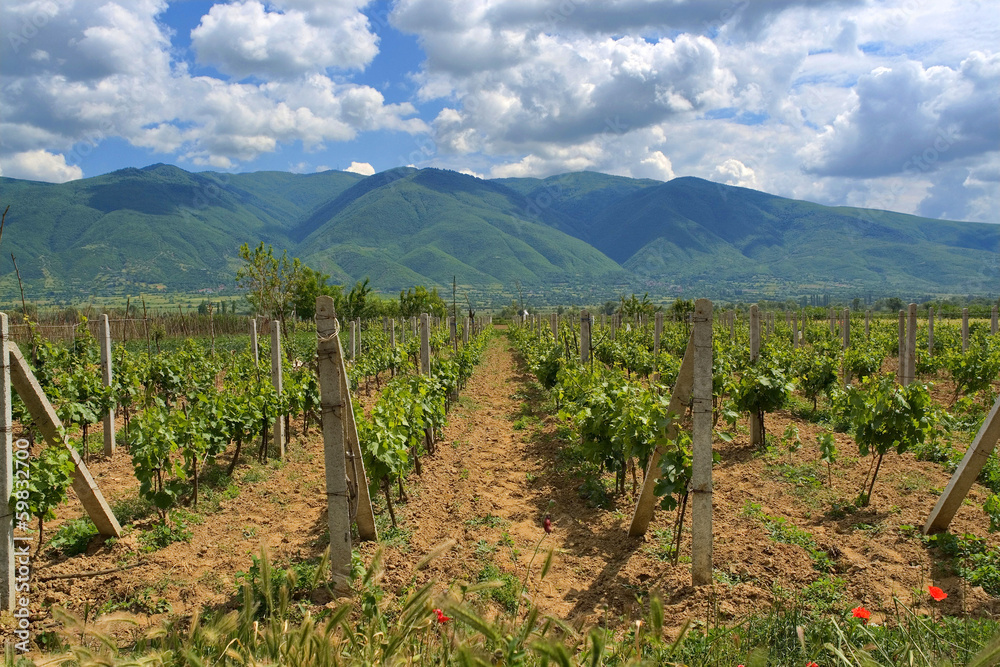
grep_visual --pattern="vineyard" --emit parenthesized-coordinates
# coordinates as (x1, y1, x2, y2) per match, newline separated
(3, 304, 1000, 665)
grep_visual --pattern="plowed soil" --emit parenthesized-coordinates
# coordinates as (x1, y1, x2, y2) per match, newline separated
(4, 333, 999, 649)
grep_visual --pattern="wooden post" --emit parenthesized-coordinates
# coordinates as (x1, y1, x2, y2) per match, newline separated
(1, 314, 14, 611)
(349, 320, 356, 361)
(904, 304, 917, 386)
(315, 297, 351, 590)
(99, 314, 116, 457)
(924, 394, 1000, 534)
(962, 308, 969, 353)
(749, 304, 762, 448)
(450, 316, 458, 353)
(8, 344, 121, 537)
(897, 311, 905, 384)
(250, 318, 259, 363)
(928, 307, 934, 354)
(420, 313, 431, 376)
(271, 321, 285, 459)
(691, 299, 713, 586)
(464, 317, 470, 346)
(580, 310, 591, 364)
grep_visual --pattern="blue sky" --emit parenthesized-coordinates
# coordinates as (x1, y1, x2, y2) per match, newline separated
(1, 0, 997, 222)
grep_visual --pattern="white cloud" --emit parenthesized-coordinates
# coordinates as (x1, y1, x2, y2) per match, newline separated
(0, 150, 83, 182)
(801, 53, 1000, 178)
(633, 151, 675, 181)
(191, 0, 379, 80)
(345, 161, 375, 175)
(0, 0, 426, 172)
(713, 158, 756, 188)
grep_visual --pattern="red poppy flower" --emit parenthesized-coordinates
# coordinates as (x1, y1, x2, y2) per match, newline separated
(543, 515, 552, 533)
(852, 606, 871, 622)
(806, 662, 818, 667)
(433, 608, 450, 624)
(928, 586, 947, 601)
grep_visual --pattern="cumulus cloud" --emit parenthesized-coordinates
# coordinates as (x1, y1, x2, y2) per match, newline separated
(0, 0, 425, 179)
(0, 150, 83, 182)
(191, 0, 379, 80)
(633, 151, 675, 181)
(713, 158, 756, 188)
(345, 161, 375, 175)
(801, 52, 1000, 178)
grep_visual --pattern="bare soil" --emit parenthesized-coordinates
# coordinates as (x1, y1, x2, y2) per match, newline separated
(3, 334, 999, 649)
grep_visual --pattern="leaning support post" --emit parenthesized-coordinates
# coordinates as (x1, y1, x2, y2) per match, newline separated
(271, 321, 286, 459)
(337, 337, 377, 542)
(7, 343, 121, 538)
(1, 314, 14, 611)
(100, 314, 116, 456)
(628, 336, 695, 537)
(316, 297, 352, 590)
(691, 298, 714, 586)
(250, 318, 259, 363)
(924, 394, 1000, 534)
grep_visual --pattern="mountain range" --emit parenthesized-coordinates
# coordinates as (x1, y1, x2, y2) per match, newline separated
(0, 164, 997, 304)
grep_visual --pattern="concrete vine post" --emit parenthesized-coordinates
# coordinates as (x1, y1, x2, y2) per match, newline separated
(842, 308, 850, 351)
(271, 321, 285, 459)
(691, 298, 714, 586)
(962, 308, 969, 353)
(1, 314, 13, 611)
(897, 311, 906, 384)
(580, 310, 591, 364)
(749, 304, 762, 447)
(928, 306, 935, 355)
(99, 314, 116, 456)
(905, 304, 917, 386)
(420, 313, 431, 376)
(315, 296, 352, 591)
(550, 313, 558, 339)
(993, 306, 998, 336)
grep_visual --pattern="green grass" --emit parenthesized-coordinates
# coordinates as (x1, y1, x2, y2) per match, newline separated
(743, 502, 836, 573)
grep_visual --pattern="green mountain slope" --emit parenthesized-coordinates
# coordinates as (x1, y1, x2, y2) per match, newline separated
(585, 176, 1000, 294)
(0, 165, 995, 301)
(295, 168, 627, 290)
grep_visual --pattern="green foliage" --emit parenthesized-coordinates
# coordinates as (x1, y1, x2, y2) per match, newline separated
(139, 513, 194, 551)
(840, 374, 934, 505)
(729, 355, 795, 446)
(47, 518, 99, 556)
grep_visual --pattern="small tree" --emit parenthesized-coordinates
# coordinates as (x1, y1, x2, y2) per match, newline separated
(843, 374, 933, 506)
(730, 356, 794, 449)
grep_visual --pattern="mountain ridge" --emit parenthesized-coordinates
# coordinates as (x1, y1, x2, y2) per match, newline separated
(0, 165, 996, 302)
